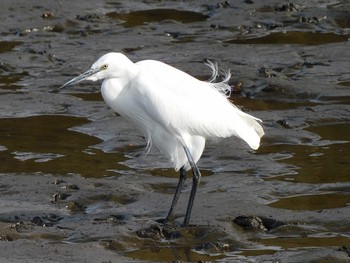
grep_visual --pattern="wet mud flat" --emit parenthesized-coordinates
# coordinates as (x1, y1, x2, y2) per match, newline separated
(1, 0, 350, 262)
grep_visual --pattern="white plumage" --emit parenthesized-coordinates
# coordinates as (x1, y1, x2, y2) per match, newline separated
(60, 52, 264, 227)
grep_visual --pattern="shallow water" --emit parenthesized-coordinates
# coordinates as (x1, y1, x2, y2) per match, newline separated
(0, 0, 350, 262)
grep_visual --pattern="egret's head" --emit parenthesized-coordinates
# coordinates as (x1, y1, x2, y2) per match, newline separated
(59, 52, 133, 89)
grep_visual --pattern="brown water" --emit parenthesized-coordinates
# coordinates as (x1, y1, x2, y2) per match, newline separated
(0, 1, 350, 262)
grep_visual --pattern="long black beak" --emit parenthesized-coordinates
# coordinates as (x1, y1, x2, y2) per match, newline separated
(59, 67, 101, 89)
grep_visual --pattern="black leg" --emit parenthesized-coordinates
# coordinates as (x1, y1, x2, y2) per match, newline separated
(182, 146, 201, 227)
(164, 167, 186, 224)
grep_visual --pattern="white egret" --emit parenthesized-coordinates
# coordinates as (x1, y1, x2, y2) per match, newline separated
(60, 52, 264, 227)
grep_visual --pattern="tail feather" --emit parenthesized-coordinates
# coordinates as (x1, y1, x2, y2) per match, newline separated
(200, 60, 264, 150)
(235, 112, 264, 150)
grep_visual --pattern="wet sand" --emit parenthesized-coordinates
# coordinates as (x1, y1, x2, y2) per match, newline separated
(1, 0, 350, 262)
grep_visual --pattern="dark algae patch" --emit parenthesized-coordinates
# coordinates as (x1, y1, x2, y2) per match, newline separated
(107, 9, 209, 27)
(226, 31, 350, 45)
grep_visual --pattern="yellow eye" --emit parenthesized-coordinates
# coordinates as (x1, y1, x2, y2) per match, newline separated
(101, 64, 108, 70)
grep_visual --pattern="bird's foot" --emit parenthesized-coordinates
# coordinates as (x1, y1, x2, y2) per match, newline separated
(136, 219, 181, 240)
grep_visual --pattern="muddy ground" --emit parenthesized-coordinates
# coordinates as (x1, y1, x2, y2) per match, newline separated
(0, 0, 350, 262)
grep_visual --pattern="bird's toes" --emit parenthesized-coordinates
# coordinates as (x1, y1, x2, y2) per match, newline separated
(136, 223, 181, 240)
